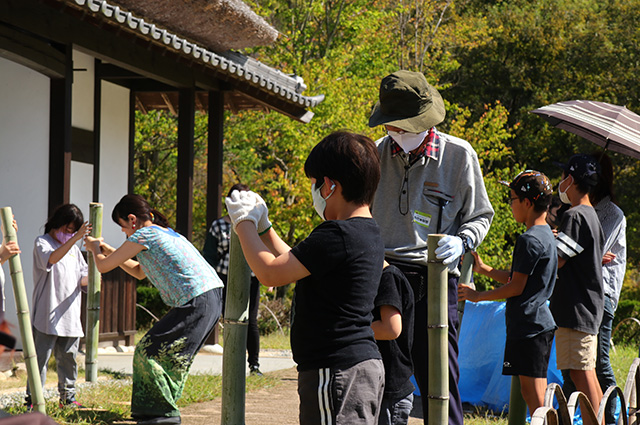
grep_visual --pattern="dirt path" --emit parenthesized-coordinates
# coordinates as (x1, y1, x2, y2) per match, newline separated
(180, 367, 425, 425)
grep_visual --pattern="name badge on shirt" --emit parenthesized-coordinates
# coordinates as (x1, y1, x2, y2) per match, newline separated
(413, 210, 431, 228)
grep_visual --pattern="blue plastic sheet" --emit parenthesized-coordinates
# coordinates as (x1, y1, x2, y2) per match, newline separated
(411, 301, 564, 412)
(458, 301, 564, 412)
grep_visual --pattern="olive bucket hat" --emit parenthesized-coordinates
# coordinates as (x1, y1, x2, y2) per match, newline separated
(368, 70, 446, 133)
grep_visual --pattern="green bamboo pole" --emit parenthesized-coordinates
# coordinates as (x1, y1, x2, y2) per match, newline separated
(221, 230, 251, 425)
(508, 376, 527, 425)
(0, 207, 45, 414)
(457, 253, 474, 332)
(427, 234, 449, 425)
(85, 203, 102, 382)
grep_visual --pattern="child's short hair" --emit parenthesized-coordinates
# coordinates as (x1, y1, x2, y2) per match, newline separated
(505, 170, 553, 213)
(304, 131, 380, 205)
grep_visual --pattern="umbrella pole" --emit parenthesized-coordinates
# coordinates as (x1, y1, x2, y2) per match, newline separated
(0, 207, 46, 414)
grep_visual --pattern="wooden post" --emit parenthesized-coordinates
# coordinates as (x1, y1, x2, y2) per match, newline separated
(221, 230, 251, 424)
(85, 203, 103, 382)
(0, 207, 46, 414)
(427, 234, 449, 425)
(508, 376, 527, 425)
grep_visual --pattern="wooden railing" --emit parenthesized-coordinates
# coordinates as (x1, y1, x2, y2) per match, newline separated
(532, 358, 640, 425)
(80, 267, 137, 347)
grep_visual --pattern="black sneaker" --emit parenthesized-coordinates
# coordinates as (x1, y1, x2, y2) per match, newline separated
(60, 399, 85, 409)
(249, 365, 263, 376)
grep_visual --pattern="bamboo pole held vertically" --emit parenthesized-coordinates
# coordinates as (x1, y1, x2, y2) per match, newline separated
(85, 203, 103, 382)
(221, 230, 251, 425)
(0, 207, 46, 414)
(508, 376, 527, 425)
(427, 234, 449, 425)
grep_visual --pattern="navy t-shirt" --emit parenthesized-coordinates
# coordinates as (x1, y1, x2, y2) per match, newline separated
(506, 225, 557, 340)
(290, 217, 384, 371)
(550, 205, 604, 335)
(373, 265, 415, 400)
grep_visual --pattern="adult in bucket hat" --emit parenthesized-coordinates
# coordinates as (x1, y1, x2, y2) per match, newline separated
(369, 70, 494, 425)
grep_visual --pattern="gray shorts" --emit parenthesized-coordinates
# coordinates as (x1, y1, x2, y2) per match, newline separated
(298, 358, 385, 425)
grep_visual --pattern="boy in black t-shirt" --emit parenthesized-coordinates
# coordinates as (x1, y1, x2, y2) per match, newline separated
(226, 131, 385, 424)
(458, 170, 557, 415)
(372, 262, 414, 425)
(552, 154, 604, 425)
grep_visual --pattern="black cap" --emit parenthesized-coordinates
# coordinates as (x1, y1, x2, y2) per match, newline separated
(557, 154, 600, 187)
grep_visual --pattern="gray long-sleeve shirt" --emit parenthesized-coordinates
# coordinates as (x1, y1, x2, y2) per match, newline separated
(595, 196, 626, 309)
(372, 131, 494, 274)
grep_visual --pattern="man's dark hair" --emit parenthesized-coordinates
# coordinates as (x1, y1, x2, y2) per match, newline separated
(304, 131, 380, 205)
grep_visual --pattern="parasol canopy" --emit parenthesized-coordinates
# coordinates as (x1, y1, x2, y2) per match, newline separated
(531, 100, 640, 159)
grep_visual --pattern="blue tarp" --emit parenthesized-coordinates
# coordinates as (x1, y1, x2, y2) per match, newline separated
(411, 301, 563, 413)
(458, 301, 563, 412)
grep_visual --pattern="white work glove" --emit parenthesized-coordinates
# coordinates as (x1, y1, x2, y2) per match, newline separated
(435, 235, 464, 266)
(253, 192, 272, 235)
(225, 190, 265, 230)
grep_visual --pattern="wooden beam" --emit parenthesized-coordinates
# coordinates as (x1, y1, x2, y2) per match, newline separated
(207, 90, 225, 228)
(176, 88, 195, 239)
(48, 43, 72, 214)
(128, 90, 135, 194)
(0, 22, 65, 78)
(93, 59, 102, 202)
(161, 93, 177, 116)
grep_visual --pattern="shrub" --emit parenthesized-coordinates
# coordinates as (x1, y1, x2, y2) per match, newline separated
(136, 283, 170, 328)
(257, 298, 291, 336)
(612, 299, 640, 345)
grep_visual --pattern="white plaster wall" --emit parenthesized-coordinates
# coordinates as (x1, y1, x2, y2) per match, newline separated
(71, 51, 95, 132)
(70, 161, 93, 222)
(99, 81, 130, 246)
(0, 57, 50, 349)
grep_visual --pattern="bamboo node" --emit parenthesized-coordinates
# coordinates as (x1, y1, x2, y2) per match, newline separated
(223, 318, 248, 325)
(87, 307, 101, 311)
(427, 324, 448, 329)
(427, 259, 444, 264)
(427, 395, 449, 400)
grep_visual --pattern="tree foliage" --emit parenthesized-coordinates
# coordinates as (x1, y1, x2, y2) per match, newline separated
(134, 0, 640, 299)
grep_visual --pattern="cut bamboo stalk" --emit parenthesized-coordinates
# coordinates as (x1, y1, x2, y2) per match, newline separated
(85, 203, 103, 382)
(0, 207, 45, 414)
(508, 375, 527, 425)
(221, 230, 251, 425)
(457, 253, 474, 332)
(427, 234, 449, 425)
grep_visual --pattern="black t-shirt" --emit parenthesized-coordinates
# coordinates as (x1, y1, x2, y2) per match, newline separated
(373, 265, 415, 399)
(290, 217, 384, 371)
(506, 225, 557, 340)
(550, 205, 604, 334)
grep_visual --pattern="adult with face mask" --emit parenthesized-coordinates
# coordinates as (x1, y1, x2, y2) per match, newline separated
(368, 70, 494, 425)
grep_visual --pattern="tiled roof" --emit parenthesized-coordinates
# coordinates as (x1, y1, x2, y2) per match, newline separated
(69, 0, 324, 113)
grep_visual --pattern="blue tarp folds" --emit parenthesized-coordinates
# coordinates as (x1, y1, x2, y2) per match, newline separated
(458, 301, 563, 412)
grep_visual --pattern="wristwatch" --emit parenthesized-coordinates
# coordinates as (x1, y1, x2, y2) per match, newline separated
(457, 233, 473, 253)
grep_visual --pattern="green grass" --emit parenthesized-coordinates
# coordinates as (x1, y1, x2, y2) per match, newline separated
(3, 371, 277, 424)
(461, 343, 639, 425)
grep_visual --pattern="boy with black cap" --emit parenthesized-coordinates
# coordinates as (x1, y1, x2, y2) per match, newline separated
(458, 170, 557, 414)
(552, 154, 604, 425)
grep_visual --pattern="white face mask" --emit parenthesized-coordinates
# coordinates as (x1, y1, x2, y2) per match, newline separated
(311, 181, 336, 220)
(387, 130, 428, 153)
(558, 175, 573, 205)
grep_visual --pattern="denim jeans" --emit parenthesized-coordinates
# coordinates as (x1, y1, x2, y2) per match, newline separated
(597, 295, 617, 425)
(378, 393, 414, 425)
